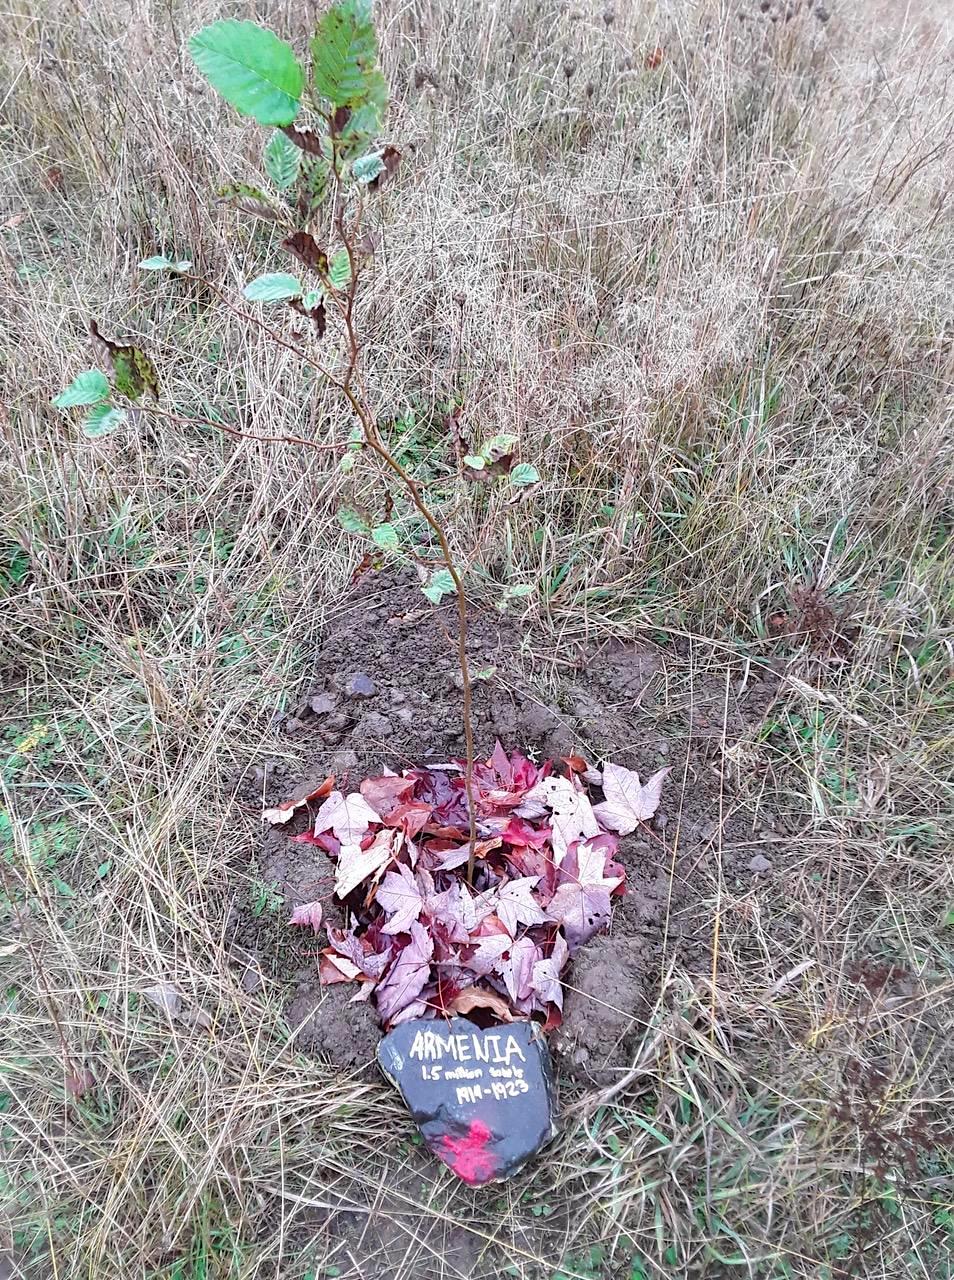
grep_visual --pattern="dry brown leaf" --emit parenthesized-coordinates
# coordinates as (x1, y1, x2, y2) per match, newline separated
(263, 774, 335, 825)
(448, 986, 515, 1022)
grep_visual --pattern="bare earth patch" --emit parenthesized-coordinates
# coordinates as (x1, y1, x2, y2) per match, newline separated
(228, 570, 783, 1090)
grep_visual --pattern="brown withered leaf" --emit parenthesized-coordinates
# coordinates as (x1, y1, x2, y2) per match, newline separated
(282, 231, 329, 274)
(507, 480, 543, 505)
(331, 105, 351, 132)
(368, 145, 402, 193)
(281, 124, 325, 155)
(448, 986, 514, 1023)
(561, 754, 590, 776)
(464, 452, 515, 484)
(444, 405, 468, 458)
(317, 951, 362, 985)
(216, 183, 283, 224)
(483, 455, 515, 478)
(351, 551, 382, 585)
(462, 432, 518, 483)
(289, 295, 327, 337)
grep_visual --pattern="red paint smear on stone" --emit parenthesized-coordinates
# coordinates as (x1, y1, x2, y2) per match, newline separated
(440, 1119, 497, 1184)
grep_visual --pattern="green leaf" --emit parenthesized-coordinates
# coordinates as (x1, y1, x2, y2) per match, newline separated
(112, 348, 159, 401)
(139, 256, 192, 272)
(83, 405, 127, 438)
(421, 568, 456, 604)
(338, 508, 370, 535)
(341, 69, 387, 140)
(496, 583, 533, 612)
(53, 369, 110, 408)
(243, 272, 303, 302)
(263, 130, 301, 190)
(510, 462, 540, 486)
(482, 432, 518, 459)
(328, 250, 351, 289)
(189, 20, 304, 126)
(299, 154, 331, 213)
(463, 454, 485, 470)
(371, 523, 399, 551)
(311, 0, 379, 108)
(352, 151, 384, 182)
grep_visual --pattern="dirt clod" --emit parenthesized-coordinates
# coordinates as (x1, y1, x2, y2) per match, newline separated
(554, 936, 649, 1084)
(285, 980, 381, 1068)
(347, 673, 376, 697)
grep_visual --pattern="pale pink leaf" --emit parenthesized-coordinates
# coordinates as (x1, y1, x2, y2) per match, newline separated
(517, 775, 599, 863)
(592, 763, 671, 835)
(530, 957, 563, 1009)
(327, 926, 392, 979)
(456, 883, 498, 933)
(576, 839, 623, 892)
(493, 876, 547, 935)
(531, 934, 569, 1009)
(422, 879, 471, 942)
(376, 921, 434, 1022)
(497, 936, 538, 1002)
(545, 841, 623, 949)
(468, 932, 512, 976)
(314, 790, 380, 846)
(545, 881, 612, 949)
(334, 828, 397, 899)
(389, 998, 432, 1025)
(262, 802, 298, 825)
(432, 844, 472, 871)
(288, 900, 323, 933)
(376, 862, 424, 934)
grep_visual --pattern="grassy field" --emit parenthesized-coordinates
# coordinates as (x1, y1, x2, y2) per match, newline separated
(2, 0, 953, 1276)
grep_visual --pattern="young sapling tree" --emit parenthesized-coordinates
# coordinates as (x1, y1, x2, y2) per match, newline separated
(51, 0, 547, 878)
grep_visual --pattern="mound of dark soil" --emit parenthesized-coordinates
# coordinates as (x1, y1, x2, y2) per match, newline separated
(228, 569, 781, 1084)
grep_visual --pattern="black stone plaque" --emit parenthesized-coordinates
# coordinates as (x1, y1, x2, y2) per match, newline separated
(377, 1016, 557, 1184)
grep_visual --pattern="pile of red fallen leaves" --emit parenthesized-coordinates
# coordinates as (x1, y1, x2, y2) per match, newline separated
(268, 745, 668, 1028)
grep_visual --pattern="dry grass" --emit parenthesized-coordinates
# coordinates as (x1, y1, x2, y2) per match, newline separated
(2, 0, 953, 1276)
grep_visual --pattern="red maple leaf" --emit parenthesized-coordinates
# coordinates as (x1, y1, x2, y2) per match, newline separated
(359, 773, 415, 817)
